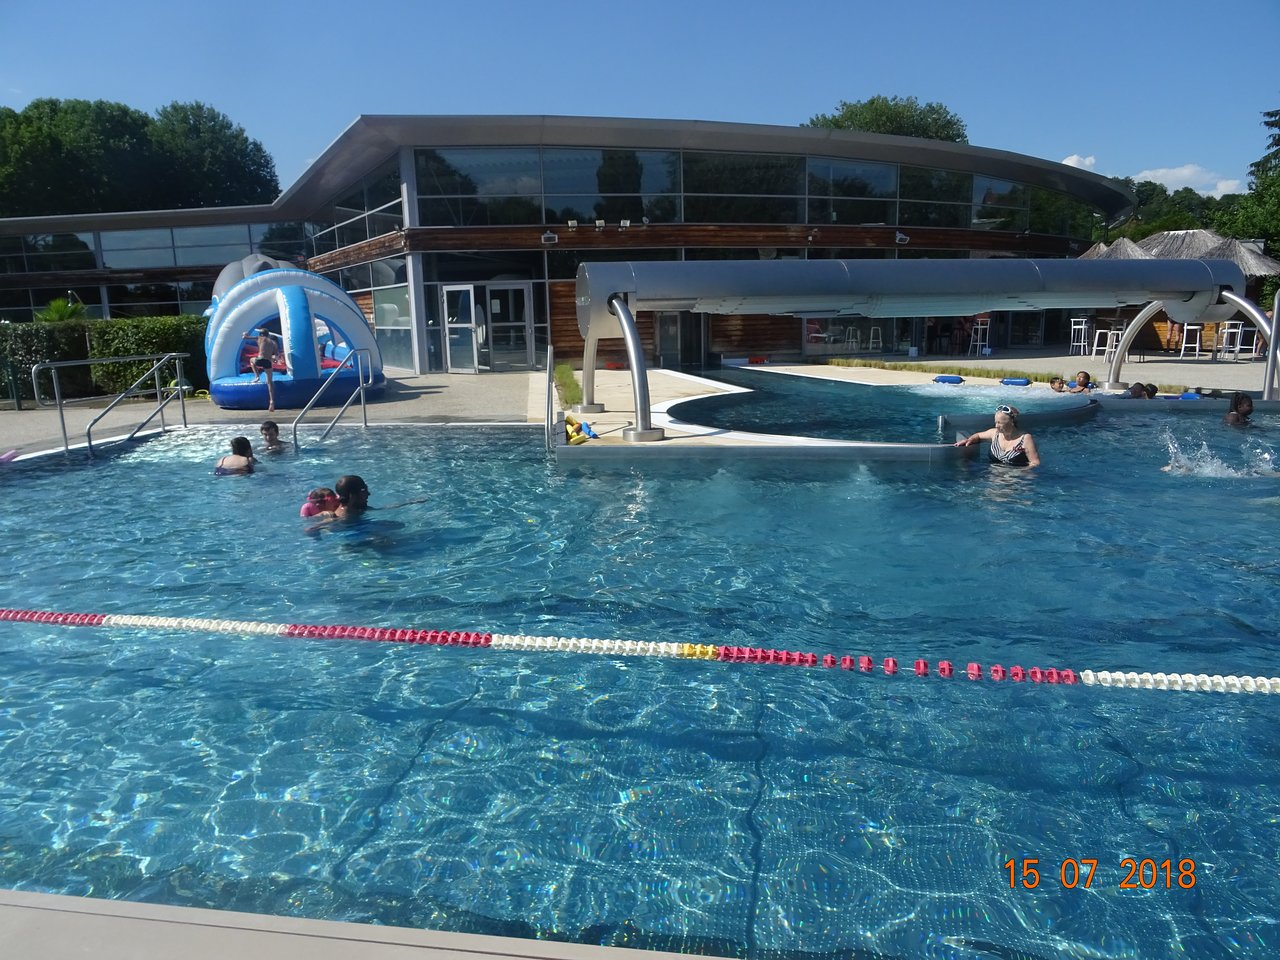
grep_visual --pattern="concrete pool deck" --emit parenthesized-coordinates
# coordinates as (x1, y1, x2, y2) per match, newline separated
(1, 348, 1272, 460)
(1, 345, 1275, 957)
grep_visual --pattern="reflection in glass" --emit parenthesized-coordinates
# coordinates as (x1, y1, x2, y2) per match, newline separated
(544, 194, 675, 224)
(541, 148, 679, 194)
(684, 195, 803, 224)
(807, 158, 897, 198)
(418, 196, 542, 227)
(101, 247, 176, 269)
(807, 198, 896, 225)
(682, 152, 805, 195)
(972, 177, 1026, 207)
(176, 243, 252, 267)
(415, 148, 541, 197)
(100, 228, 173, 251)
(898, 201, 971, 229)
(173, 224, 251, 246)
(899, 167, 972, 202)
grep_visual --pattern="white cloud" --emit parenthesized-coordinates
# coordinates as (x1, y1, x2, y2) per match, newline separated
(1133, 163, 1241, 198)
(1061, 154, 1097, 171)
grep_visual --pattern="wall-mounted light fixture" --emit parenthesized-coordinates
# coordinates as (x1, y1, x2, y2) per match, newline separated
(619, 219, 630, 229)
(895, 231, 910, 245)
(807, 229, 819, 243)
(595, 219, 606, 230)
(567, 219, 578, 229)
(541, 231, 558, 245)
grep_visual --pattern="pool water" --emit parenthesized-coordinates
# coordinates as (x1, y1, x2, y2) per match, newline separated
(0, 381, 1278, 959)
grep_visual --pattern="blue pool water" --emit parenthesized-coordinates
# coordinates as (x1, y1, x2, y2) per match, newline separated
(1, 378, 1278, 959)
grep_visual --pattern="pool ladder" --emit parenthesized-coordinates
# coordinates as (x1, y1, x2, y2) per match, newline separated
(289, 348, 374, 449)
(30, 352, 191, 457)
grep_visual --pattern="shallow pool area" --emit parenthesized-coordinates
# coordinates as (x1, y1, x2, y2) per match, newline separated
(1, 384, 1278, 959)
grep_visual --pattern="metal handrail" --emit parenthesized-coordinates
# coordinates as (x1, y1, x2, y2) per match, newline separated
(30, 353, 190, 456)
(544, 344, 556, 452)
(289, 348, 373, 450)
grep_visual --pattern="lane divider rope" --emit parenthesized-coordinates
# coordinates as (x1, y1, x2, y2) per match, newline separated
(1, 607, 1276, 695)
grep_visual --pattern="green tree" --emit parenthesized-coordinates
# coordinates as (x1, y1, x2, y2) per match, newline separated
(34, 296, 87, 323)
(0, 98, 278, 217)
(806, 95, 968, 143)
(0, 98, 156, 216)
(1248, 107, 1280, 182)
(149, 101, 278, 207)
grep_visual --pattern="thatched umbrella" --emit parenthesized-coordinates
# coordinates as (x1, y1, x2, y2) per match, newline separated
(1201, 237, 1280, 277)
(1077, 241, 1108, 259)
(1136, 228, 1224, 258)
(1090, 237, 1153, 260)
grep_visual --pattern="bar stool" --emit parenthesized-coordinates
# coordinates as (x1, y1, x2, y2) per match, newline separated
(844, 326, 860, 351)
(1091, 328, 1118, 361)
(1069, 318, 1090, 355)
(1219, 321, 1245, 360)
(966, 322, 990, 357)
(867, 326, 883, 351)
(1179, 324, 1203, 359)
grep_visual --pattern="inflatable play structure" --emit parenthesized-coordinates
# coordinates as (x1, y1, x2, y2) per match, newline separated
(205, 255, 385, 410)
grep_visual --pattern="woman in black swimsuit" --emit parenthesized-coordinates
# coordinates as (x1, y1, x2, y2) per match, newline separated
(954, 404, 1041, 467)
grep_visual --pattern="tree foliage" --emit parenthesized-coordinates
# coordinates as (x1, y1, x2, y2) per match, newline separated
(1248, 107, 1280, 183)
(0, 98, 279, 217)
(806, 95, 968, 143)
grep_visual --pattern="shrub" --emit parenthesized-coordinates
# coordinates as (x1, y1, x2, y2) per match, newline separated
(0, 319, 94, 400)
(0, 315, 208, 400)
(88, 316, 209, 394)
(553, 363, 582, 407)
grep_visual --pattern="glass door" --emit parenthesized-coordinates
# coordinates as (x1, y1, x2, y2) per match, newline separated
(441, 284, 479, 373)
(484, 283, 533, 370)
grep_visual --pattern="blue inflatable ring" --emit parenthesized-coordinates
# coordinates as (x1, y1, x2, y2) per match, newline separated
(933, 375, 965, 384)
(1000, 378, 1031, 386)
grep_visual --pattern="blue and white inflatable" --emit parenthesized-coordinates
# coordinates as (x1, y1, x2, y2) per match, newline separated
(205, 255, 385, 410)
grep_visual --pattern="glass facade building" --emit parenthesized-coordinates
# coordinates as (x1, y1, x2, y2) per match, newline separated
(0, 115, 1134, 371)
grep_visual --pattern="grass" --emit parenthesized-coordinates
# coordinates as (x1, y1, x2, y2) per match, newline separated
(553, 363, 582, 407)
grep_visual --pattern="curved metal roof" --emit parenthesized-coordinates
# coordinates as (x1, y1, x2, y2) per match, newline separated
(279, 114, 1136, 222)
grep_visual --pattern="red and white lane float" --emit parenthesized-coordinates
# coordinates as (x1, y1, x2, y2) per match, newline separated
(0, 607, 1276, 695)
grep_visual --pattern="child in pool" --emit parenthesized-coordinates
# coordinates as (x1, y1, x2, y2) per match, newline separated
(300, 487, 339, 517)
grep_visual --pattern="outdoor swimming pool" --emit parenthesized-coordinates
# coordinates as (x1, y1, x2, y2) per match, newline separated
(0, 377, 1277, 959)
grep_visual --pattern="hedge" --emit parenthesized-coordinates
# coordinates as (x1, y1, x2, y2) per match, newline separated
(0, 315, 208, 401)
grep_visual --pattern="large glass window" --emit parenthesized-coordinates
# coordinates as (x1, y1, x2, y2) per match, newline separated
(542, 148, 680, 195)
(684, 195, 804, 223)
(106, 281, 178, 317)
(418, 196, 543, 227)
(808, 198, 896, 225)
(972, 177, 1026, 207)
(372, 285, 413, 370)
(682, 152, 805, 195)
(101, 229, 175, 269)
(899, 167, 972, 203)
(176, 243, 252, 267)
(416, 148, 541, 197)
(898, 201, 972, 229)
(808, 158, 896, 198)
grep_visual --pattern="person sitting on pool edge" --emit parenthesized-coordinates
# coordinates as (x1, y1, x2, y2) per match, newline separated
(1224, 392, 1254, 426)
(1068, 370, 1092, 393)
(214, 436, 256, 476)
(954, 404, 1040, 467)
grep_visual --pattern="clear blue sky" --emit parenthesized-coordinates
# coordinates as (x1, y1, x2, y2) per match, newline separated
(2, 0, 1275, 199)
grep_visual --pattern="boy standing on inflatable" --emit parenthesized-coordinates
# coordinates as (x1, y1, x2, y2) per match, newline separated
(245, 328, 280, 411)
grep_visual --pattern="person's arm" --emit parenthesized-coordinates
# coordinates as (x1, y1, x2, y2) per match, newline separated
(1022, 433, 1041, 467)
(954, 427, 994, 448)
